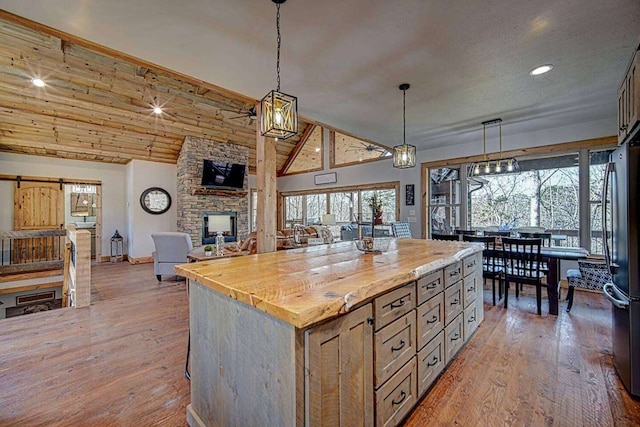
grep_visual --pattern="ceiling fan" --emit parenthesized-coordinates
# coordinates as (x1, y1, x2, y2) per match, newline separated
(345, 142, 391, 158)
(221, 105, 257, 124)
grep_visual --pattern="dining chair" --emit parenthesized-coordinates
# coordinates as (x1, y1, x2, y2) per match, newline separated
(565, 260, 612, 312)
(463, 235, 503, 305)
(455, 229, 476, 236)
(501, 237, 547, 315)
(432, 233, 460, 241)
(519, 231, 552, 247)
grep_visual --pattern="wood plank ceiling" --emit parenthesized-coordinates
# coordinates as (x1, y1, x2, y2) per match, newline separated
(0, 15, 315, 174)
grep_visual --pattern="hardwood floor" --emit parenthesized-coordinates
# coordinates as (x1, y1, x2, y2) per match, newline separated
(1, 262, 638, 426)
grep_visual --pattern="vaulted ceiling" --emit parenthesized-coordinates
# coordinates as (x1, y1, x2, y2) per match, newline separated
(0, 1, 639, 170)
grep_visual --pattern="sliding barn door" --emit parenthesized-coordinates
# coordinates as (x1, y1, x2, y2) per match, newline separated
(13, 182, 65, 263)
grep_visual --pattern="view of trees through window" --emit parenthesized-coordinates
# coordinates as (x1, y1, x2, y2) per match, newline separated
(470, 167, 579, 231)
(282, 185, 398, 240)
(428, 149, 613, 254)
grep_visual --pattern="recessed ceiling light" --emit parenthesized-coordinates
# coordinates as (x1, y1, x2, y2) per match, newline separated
(529, 64, 553, 76)
(153, 106, 163, 115)
(31, 78, 45, 87)
(315, 147, 320, 152)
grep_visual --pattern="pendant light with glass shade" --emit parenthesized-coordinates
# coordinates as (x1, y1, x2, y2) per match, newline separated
(393, 83, 416, 168)
(260, 0, 298, 140)
(470, 118, 518, 176)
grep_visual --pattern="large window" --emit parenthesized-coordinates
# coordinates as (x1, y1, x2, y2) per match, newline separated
(281, 183, 399, 240)
(469, 155, 580, 243)
(427, 147, 614, 253)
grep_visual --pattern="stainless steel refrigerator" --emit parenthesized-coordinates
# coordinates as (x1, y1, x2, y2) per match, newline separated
(602, 140, 640, 397)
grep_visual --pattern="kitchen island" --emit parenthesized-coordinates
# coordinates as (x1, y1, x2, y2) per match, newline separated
(175, 238, 483, 427)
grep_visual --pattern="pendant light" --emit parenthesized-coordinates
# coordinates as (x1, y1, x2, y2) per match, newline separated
(393, 83, 416, 168)
(470, 118, 518, 175)
(260, 0, 298, 140)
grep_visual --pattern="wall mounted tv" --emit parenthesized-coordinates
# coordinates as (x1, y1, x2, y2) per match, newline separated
(201, 160, 246, 189)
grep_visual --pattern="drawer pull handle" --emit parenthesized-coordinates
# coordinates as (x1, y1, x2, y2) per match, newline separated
(467, 287, 475, 292)
(427, 356, 439, 367)
(390, 299, 406, 309)
(449, 270, 460, 277)
(426, 315, 438, 324)
(391, 340, 406, 352)
(451, 333, 460, 341)
(468, 316, 476, 323)
(392, 390, 407, 406)
(450, 298, 459, 306)
(423, 282, 438, 290)
(467, 261, 476, 268)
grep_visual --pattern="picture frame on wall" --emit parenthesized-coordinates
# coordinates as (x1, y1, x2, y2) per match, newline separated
(405, 184, 415, 206)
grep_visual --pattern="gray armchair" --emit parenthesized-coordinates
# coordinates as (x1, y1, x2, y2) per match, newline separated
(151, 232, 193, 281)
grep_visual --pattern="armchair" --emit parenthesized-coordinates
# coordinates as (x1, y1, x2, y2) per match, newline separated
(151, 232, 193, 281)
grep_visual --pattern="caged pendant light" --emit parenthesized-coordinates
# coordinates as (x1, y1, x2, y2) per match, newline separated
(260, 0, 298, 140)
(470, 118, 518, 176)
(393, 83, 416, 168)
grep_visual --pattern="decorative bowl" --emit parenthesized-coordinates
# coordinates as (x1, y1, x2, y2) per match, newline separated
(354, 237, 391, 253)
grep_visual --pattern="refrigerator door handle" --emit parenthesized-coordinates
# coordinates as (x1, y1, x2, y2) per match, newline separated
(603, 282, 629, 309)
(602, 161, 614, 271)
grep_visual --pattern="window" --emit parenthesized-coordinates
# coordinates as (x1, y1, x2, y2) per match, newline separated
(281, 182, 399, 240)
(284, 195, 303, 228)
(305, 194, 327, 225)
(589, 150, 614, 255)
(426, 146, 615, 254)
(429, 167, 462, 234)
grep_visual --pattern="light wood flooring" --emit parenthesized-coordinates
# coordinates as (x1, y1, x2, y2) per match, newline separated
(1, 262, 639, 426)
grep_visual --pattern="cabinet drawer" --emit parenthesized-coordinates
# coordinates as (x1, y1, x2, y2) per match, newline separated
(444, 281, 463, 325)
(464, 303, 479, 340)
(416, 270, 444, 305)
(375, 311, 416, 388)
(374, 282, 416, 331)
(444, 261, 462, 288)
(416, 292, 444, 351)
(417, 331, 445, 397)
(375, 357, 417, 427)
(463, 253, 481, 277)
(444, 313, 464, 364)
(462, 273, 477, 308)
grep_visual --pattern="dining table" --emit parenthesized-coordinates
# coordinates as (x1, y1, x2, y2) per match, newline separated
(540, 246, 590, 315)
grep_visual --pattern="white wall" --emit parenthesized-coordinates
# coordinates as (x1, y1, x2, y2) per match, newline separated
(126, 160, 177, 259)
(0, 152, 127, 256)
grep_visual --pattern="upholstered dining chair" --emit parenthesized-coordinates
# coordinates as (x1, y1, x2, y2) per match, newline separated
(501, 237, 547, 315)
(151, 232, 193, 281)
(463, 235, 503, 305)
(565, 260, 612, 312)
(391, 222, 412, 239)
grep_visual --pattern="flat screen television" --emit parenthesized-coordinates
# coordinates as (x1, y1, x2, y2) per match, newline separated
(201, 160, 246, 189)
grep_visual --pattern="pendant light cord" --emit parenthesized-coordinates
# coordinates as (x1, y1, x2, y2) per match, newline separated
(403, 88, 406, 144)
(276, 3, 281, 92)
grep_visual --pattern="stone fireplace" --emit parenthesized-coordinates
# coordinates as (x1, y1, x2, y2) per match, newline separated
(177, 136, 249, 246)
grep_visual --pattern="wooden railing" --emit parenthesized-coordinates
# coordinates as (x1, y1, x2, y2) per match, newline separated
(0, 227, 91, 308)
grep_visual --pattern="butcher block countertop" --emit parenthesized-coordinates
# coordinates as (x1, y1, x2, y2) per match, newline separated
(174, 239, 481, 329)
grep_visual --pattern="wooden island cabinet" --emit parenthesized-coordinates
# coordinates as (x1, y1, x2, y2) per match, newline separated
(175, 239, 483, 427)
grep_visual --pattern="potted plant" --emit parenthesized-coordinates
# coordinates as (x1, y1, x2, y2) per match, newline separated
(204, 245, 213, 256)
(366, 196, 384, 225)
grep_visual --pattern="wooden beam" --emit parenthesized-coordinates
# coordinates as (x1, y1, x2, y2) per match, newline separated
(256, 104, 277, 254)
(278, 124, 316, 176)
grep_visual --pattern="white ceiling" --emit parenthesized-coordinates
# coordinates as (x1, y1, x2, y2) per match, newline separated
(1, 0, 639, 151)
